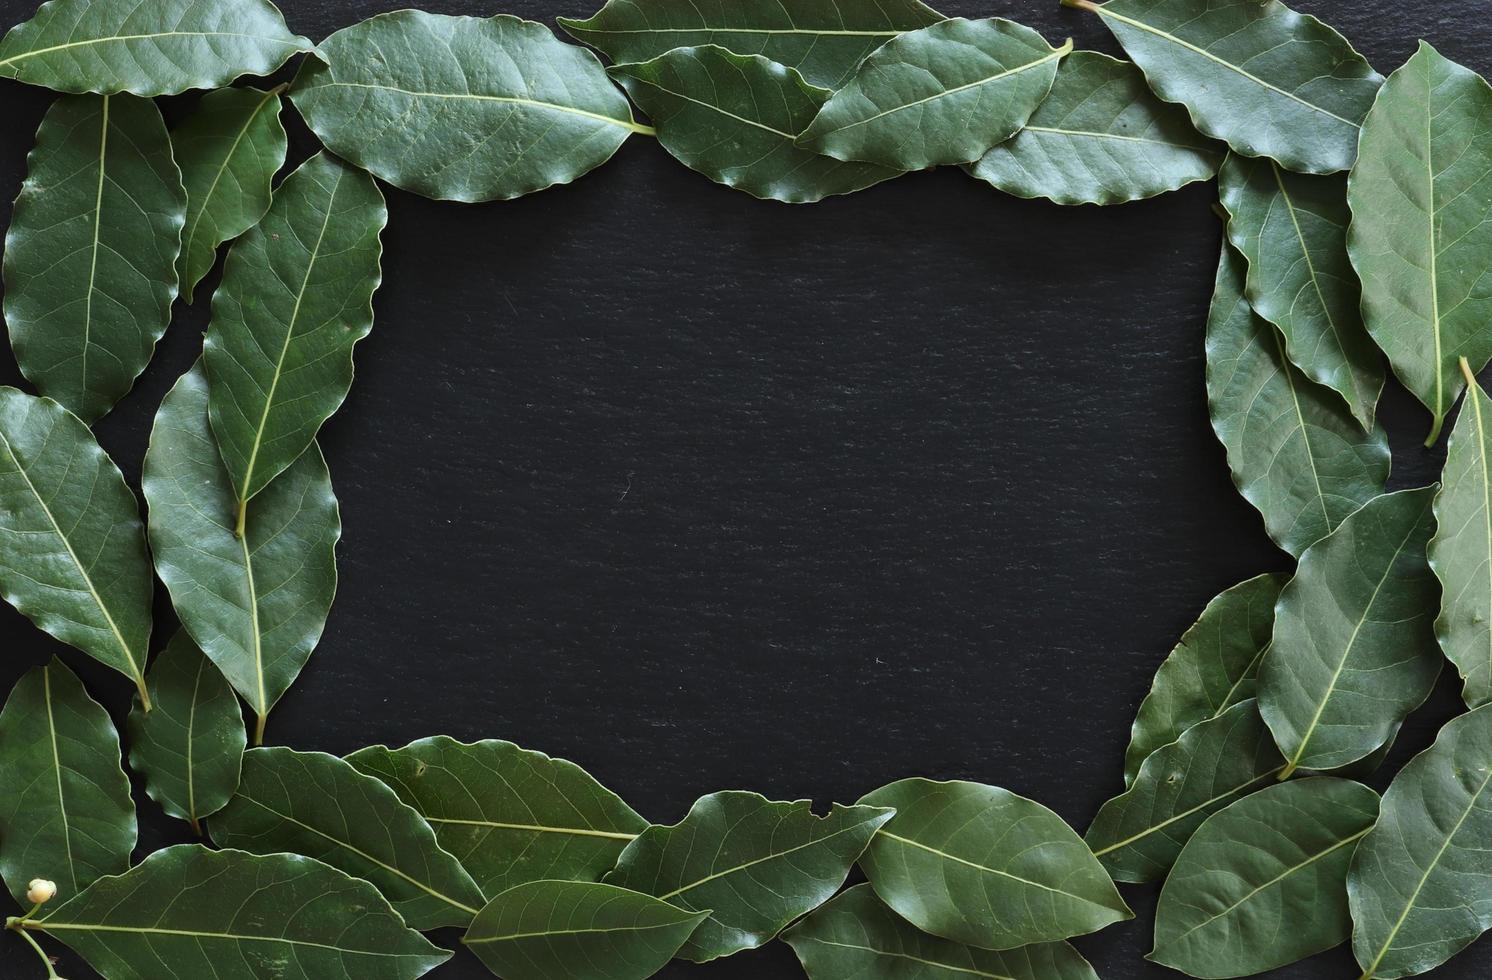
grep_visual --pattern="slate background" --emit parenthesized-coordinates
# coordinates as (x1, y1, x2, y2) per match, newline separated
(0, 0, 1487, 977)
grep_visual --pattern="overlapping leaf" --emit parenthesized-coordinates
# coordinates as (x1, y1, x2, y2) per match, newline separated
(3, 93, 184, 422)
(0, 658, 135, 907)
(1433, 361, 1492, 708)
(1205, 243, 1390, 556)
(559, 0, 944, 89)
(857, 778, 1130, 949)
(126, 632, 246, 833)
(0, 387, 153, 696)
(142, 363, 338, 742)
(1073, 0, 1381, 175)
(1221, 153, 1382, 428)
(610, 46, 898, 203)
(797, 18, 1068, 170)
(0, 0, 314, 96)
(1087, 700, 1285, 883)
(969, 50, 1219, 205)
(25, 845, 450, 978)
(462, 880, 707, 980)
(292, 11, 641, 203)
(1151, 777, 1378, 977)
(347, 736, 647, 898)
(1349, 42, 1492, 444)
(1259, 488, 1441, 776)
(785, 884, 1100, 980)
(203, 151, 383, 513)
(605, 791, 891, 962)
(174, 86, 288, 304)
(1123, 573, 1285, 786)
(209, 747, 486, 931)
(1350, 704, 1492, 979)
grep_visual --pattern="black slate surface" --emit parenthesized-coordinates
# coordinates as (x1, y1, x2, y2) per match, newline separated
(0, 1, 1487, 978)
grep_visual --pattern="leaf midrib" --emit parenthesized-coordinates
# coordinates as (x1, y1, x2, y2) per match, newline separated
(426, 816, 637, 841)
(654, 816, 882, 902)
(0, 31, 305, 69)
(0, 426, 141, 682)
(1093, 7, 1361, 128)
(465, 918, 693, 945)
(876, 829, 1110, 908)
(814, 43, 1070, 136)
(793, 937, 1017, 979)
(43, 666, 79, 893)
(80, 95, 109, 411)
(315, 81, 644, 133)
(616, 73, 797, 139)
(181, 88, 280, 287)
(32, 919, 429, 958)
(1092, 767, 1282, 857)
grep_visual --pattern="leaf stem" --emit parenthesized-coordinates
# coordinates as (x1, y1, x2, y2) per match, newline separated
(1462, 356, 1478, 390)
(234, 498, 248, 539)
(7, 920, 63, 979)
(254, 712, 268, 747)
(629, 121, 657, 137)
(1425, 414, 1445, 448)
(1277, 761, 1299, 781)
(135, 674, 153, 712)
(1060, 0, 1101, 10)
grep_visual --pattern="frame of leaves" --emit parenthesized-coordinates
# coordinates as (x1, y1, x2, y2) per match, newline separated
(0, 1, 1491, 979)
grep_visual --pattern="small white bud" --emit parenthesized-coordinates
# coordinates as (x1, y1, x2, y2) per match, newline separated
(26, 878, 56, 905)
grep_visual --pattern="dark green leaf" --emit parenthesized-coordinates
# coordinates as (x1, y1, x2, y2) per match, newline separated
(1086, 700, 1285, 883)
(291, 11, 641, 203)
(203, 151, 384, 512)
(462, 880, 708, 980)
(23, 845, 450, 978)
(0, 0, 314, 96)
(142, 362, 338, 742)
(1075, 0, 1381, 175)
(605, 791, 892, 962)
(1433, 361, 1492, 708)
(856, 778, 1129, 949)
(0, 387, 152, 696)
(125, 632, 245, 833)
(0, 658, 135, 907)
(785, 884, 1099, 980)
(174, 86, 287, 304)
(1220, 153, 1383, 428)
(558, 0, 945, 90)
(209, 747, 486, 931)
(797, 18, 1068, 170)
(3, 93, 184, 421)
(1349, 704, 1492, 978)
(1349, 42, 1492, 445)
(969, 50, 1219, 206)
(1205, 243, 1390, 557)
(610, 46, 898, 203)
(1123, 573, 1286, 786)
(347, 736, 647, 898)
(1259, 488, 1442, 777)
(1151, 777, 1378, 977)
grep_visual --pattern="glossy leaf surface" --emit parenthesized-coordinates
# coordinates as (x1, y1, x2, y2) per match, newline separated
(1434, 363, 1492, 708)
(209, 747, 486, 931)
(0, 0, 314, 96)
(174, 86, 287, 303)
(1079, 0, 1381, 174)
(0, 387, 152, 692)
(798, 18, 1067, 170)
(1221, 153, 1382, 428)
(142, 363, 338, 738)
(0, 658, 135, 907)
(204, 151, 384, 508)
(1151, 777, 1378, 977)
(858, 778, 1130, 949)
(28, 845, 450, 978)
(1123, 573, 1285, 786)
(126, 632, 245, 832)
(347, 736, 647, 898)
(605, 791, 892, 962)
(3, 93, 184, 421)
(558, 0, 945, 89)
(784, 884, 1099, 980)
(1087, 700, 1284, 883)
(463, 880, 708, 980)
(1205, 243, 1390, 556)
(1349, 42, 1492, 445)
(292, 11, 639, 203)
(1259, 488, 1441, 776)
(1350, 704, 1492, 979)
(611, 46, 897, 203)
(970, 50, 1219, 205)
